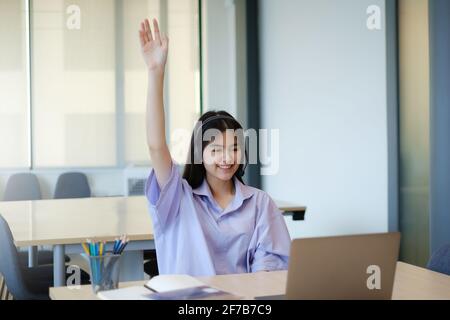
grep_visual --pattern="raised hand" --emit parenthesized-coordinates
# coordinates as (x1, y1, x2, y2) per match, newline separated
(139, 18, 169, 73)
(141, 19, 172, 187)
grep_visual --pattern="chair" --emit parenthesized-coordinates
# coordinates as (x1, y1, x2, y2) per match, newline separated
(427, 244, 450, 276)
(54, 172, 91, 199)
(0, 214, 89, 300)
(3, 173, 59, 266)
(3, 173, 41, 201)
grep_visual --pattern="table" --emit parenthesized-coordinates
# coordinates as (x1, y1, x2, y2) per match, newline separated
(49, 262, 450, 300)
(0, 196, 305, 287)
(0, 197, 154, 287)
(275, 200, 307, 221)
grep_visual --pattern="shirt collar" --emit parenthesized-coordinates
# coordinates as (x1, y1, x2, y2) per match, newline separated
(193, 177, 255, 214)
(192, 178, 212, 197)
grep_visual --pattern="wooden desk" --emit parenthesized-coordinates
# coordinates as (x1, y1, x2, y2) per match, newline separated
(0, 196, 304, 287)
(49, 262, 450, 300)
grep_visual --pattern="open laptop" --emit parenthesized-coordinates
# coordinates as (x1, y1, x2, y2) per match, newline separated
(257, 232, 401, 300)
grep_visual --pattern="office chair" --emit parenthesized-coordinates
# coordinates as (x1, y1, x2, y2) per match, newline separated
(54, 172, 91, 199)
(427, 244, 450, 276)
(4, 173, 42, 201)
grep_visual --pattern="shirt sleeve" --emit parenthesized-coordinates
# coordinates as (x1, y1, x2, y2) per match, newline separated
(250, 195, 291, 272)
(145, 161, 183, 231)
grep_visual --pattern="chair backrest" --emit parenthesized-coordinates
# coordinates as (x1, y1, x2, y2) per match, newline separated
(3, 173, 42, 201)
(54, 172, 91, 199)
(427, 244, 450, 276)
(0, 214, 28, 300)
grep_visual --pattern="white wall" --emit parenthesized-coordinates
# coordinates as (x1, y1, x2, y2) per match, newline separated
(260, 0, 389, 238)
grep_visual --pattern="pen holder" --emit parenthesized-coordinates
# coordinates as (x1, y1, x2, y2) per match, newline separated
(88, 253, 121, 294)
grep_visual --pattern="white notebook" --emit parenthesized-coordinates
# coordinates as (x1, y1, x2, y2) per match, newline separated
(97, 275, 238, 300)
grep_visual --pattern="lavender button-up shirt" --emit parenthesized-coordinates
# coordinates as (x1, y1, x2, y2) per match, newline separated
(145, 162, 291, 276)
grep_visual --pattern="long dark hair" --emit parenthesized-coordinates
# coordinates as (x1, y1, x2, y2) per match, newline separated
(183, 111, 245, 189)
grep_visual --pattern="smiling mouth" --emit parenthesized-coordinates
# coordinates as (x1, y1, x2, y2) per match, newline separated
(217, 165, 233, 170)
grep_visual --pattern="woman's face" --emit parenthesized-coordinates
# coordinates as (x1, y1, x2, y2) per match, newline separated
(203, 130, 242, 182)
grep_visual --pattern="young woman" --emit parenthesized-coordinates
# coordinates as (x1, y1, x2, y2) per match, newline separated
(139, 18, 291, 276)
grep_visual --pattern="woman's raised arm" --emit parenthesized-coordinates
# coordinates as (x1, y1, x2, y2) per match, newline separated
(139, 18, 172, 187)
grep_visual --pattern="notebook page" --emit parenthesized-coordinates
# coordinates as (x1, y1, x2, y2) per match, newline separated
(147, 275, 205, 292)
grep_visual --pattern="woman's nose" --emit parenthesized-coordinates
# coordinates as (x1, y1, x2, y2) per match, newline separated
(222, 150, 234, 164)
